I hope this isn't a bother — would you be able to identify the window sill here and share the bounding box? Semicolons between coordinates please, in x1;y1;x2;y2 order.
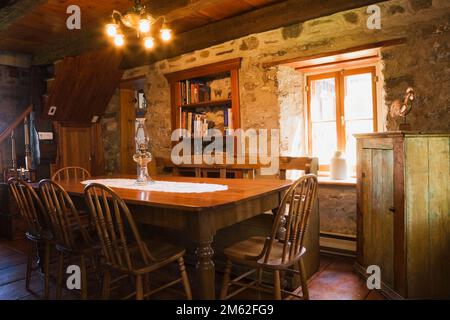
317;174;356;187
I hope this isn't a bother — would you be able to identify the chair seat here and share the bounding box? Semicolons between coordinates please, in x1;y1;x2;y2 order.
224;236;306;269
144;239;185;261
108;239;186;275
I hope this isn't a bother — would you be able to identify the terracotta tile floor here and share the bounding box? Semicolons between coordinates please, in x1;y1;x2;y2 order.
0;238;385;300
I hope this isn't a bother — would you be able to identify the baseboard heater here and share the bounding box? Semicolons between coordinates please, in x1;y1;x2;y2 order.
319;232;356;257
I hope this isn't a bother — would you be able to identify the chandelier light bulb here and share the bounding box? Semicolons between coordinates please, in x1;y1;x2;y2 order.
139;19;151;33
144;36;155;49
160;28;172;42
106;5;175;49
106;23;118;37
114;34;125;47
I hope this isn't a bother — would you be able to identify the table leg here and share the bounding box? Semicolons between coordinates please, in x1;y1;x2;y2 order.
195;238;215;299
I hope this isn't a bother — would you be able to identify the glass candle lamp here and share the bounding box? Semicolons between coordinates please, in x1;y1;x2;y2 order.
133;118;153;185
133;90;153;185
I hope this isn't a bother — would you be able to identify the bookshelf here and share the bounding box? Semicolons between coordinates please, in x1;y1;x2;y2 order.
165;58;241;142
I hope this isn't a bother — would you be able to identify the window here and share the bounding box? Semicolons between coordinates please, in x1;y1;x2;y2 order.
307;67;377;171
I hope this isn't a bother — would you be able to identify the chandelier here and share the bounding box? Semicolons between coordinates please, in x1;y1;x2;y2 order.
105;0;173;49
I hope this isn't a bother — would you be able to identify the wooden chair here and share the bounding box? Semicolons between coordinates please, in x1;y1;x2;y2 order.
220;174;318;300
38;179;96;299
8;178;51;299
279;156;318;179
83;183;192;300
52;166;91;182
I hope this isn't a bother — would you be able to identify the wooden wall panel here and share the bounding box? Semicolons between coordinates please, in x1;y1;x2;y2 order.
54;122;104;176
59;126;92;169
120;89;137;175
44;48;124;123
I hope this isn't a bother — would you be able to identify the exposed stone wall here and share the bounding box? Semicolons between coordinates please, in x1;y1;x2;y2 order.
101;89;120;175
382;2;450;130
318;185;357;236
277;66;305;156
122;0;450;160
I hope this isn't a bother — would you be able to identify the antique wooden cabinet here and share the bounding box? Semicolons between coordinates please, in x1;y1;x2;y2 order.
355;132;449;299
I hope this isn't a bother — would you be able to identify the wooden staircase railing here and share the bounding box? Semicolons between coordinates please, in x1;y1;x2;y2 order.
0;105;32;145
0;105;33;180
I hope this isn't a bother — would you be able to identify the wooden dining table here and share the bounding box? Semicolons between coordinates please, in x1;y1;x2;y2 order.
52;175;292;299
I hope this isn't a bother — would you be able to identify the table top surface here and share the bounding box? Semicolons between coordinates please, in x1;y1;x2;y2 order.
52;175;292;212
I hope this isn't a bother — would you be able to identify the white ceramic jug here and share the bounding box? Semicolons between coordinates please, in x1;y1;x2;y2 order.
330;150;348;180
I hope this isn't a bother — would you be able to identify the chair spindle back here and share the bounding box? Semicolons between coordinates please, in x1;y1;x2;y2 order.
38;179;91;251
8;178;46;237
52;167;91;182
83;183;153;271
264;174;318;265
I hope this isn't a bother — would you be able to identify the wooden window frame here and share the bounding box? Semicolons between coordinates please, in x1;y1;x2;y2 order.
307;66;378;171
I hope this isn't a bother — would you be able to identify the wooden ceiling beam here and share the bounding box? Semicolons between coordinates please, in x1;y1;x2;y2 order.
122;0;388;68
164;0;235;23
0;0;48;32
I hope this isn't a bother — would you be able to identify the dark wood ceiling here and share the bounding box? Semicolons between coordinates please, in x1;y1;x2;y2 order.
0;0;387;66
0;0;281;56
0;0;130;54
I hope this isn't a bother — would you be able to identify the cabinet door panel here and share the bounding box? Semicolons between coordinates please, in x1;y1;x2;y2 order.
406;137;450;298
362;147;394;287
427;138;450;298
360;148;372;265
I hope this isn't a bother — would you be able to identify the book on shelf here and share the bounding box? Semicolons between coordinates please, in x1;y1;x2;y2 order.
194;114;209;138
179;79;212;105
228;108;233;129
186;80;191;105
187;112;192;135
180;111;210;138
224;108;233;130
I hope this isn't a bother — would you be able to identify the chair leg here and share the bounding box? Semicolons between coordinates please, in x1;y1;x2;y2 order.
25;241;33;292
56;253;64;300
43;241;50;299
135;275;143;300
220;260;232;300
299;259;309;300
273;270;282;300
102;269;111;300
144;274;151;300
178;257;192;300
257;268;263;300
80;255;88;300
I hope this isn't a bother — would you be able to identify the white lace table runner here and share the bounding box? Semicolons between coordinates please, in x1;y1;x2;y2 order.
81;178;228;193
